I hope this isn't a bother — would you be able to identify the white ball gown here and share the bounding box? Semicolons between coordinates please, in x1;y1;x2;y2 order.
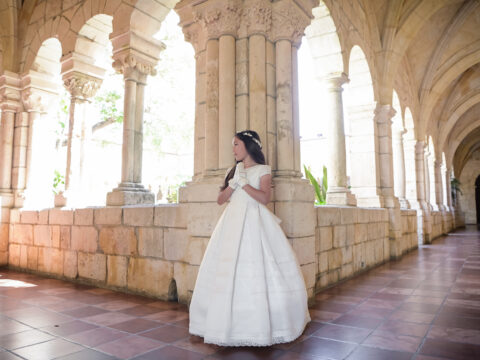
188;163;311;346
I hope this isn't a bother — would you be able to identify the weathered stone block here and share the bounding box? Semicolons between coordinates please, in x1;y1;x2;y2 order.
78;252;106;282
357;209;370;223
319;251;328;273
63;250;77;279
276;202;316;238
107;255;128;288
94;207;122;225
317;206;341;227
328;248;342;270
0;251;8;266
333;225;346;248
71;226;98;253
127;257;173;298
12;224;33;245
60;226;71;249
0;224;8;251
123;206;154;227
20;211;38;224
292;236;315;265
328;269;339;285
38;247;63;275
353;243;366;271
33;225;52;247
20;245;28;268
340;207;357;224
340;263;353;279
300;262;315;290
8;244;20;266
99;227;136;256
354;223;367;244
185;236;209;265
27;246;38;270
174;262;190;303
365;241;375;266
346;224;355;245
74;208;94;225
0;208;10;223
342;245;353;264
38;210;49;224
154;204;188;228
318;227;333;251
49;209;74;225
187;202;225;237
9;209;20;224
138;227;163;258
164;228;189;261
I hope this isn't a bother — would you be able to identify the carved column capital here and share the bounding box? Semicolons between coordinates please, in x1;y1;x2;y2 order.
63;73;102;100
194;0;243;39
113;53;158;82
21;88;48;113
270;0;312;45
322;72;349;91
0;72;22;112
374;103;396;124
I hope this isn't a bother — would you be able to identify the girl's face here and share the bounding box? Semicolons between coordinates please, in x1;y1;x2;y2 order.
232;136;248;161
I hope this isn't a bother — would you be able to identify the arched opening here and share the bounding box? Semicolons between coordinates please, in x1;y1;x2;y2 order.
300;0;344;203
23;38;63;209
391;90;408;208
404;107;418;207
344;45;380;207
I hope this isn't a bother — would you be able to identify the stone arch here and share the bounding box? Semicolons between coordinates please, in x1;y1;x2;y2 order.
305;1;345;78
438;89;480;155
23;37;63;209
20;0;178;75
344;45;380;207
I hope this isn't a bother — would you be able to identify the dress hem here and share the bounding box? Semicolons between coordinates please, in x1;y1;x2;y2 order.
189;316;311;347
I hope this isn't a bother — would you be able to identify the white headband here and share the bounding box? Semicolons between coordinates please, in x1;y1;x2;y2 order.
242;131;262;149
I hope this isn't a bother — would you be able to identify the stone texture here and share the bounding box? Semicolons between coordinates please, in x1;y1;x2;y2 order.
138;227;163;258
107;255;128;288
94;207;122;225
71;226;98;253
123;206;154;226
154;204;188;228
99;226;136;256
78;252;106;282
127;257;173;298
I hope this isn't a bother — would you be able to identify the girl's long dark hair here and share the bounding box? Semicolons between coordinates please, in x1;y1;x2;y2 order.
220;130;266;191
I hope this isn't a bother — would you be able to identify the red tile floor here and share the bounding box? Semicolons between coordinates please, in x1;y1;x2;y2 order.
1;226;479;359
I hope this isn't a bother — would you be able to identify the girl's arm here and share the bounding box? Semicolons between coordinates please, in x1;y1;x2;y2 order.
217;185;235;205
241;174;271;205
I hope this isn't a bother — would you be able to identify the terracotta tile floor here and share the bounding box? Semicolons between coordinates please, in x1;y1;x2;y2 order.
1;225;479;359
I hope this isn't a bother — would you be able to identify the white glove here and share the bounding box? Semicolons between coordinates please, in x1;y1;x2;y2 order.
228;177;238;190
236;162;248;188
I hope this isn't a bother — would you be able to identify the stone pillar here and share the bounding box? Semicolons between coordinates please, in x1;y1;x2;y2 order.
0;107;16;207
415;141;431;244
392;127;409;208
0;72;22;208
106;47;163;205
176;0;317;305
323;73;356;206
434;160;445;211
55;73;101;208
11;112;29;208
445;166;452;210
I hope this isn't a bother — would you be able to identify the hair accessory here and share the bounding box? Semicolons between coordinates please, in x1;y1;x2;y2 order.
242;131;262;149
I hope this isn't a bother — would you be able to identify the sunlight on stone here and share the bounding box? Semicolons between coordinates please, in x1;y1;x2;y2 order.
0;279;37;288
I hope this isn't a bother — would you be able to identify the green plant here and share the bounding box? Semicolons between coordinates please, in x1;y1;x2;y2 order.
52;170;65;195
304;165;328;205
166;180;187;203
451;177;462;202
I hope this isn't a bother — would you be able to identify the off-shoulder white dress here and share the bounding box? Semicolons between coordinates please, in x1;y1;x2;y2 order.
188;164;311;346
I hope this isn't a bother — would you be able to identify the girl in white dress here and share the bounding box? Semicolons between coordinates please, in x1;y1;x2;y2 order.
188;130;311;346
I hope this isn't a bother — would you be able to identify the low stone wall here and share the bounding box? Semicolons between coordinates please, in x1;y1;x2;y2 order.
431;210;445;240
315;206;390;290
401;209;418;253
7;205;198;303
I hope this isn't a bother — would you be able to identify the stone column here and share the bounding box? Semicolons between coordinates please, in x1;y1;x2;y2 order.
434;160;445;211
415;141;431;244
176;0;317;305
55;73;101;207
0;106;16;207
106;51;162;206
11;112;29;208
392;127;409;208
323;73;356;206
445;166;452;210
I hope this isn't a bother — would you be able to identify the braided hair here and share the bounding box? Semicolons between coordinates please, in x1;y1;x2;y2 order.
220;130;266;191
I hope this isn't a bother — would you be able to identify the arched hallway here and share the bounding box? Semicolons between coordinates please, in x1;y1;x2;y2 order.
1;226;479;359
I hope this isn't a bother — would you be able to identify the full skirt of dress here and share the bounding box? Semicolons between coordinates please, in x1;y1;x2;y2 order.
188;190;311;346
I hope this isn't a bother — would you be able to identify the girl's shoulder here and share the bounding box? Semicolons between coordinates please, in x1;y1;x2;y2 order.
256;164;271;177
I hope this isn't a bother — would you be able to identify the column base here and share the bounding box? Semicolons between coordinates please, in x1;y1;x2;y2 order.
326;188;357;206
106;182;155;206
0;190;14;207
